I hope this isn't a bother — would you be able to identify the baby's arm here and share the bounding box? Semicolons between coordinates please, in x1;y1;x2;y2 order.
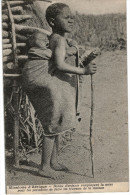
51;35;96;75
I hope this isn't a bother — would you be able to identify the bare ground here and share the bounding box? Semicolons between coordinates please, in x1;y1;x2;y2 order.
6;50;129;185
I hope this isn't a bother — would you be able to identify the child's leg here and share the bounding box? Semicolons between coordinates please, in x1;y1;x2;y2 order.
50;135;59;167
39;135;64;179
41;136;55;169
50;135;68;171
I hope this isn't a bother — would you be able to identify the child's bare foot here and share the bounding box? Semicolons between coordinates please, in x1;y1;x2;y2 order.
38;166;64;180
51;161;69;172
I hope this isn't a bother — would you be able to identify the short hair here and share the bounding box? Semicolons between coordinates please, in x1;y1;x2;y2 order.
46;3;69;24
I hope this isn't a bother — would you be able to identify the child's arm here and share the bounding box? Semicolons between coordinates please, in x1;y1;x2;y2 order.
51;35;96;75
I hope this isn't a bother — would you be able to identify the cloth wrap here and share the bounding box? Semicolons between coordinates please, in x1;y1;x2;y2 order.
22;32;80;136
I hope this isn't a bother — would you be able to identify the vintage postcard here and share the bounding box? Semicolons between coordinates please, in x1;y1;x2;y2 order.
2;0;129;194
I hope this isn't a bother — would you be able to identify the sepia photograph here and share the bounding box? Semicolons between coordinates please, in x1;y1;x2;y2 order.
1;0;129;193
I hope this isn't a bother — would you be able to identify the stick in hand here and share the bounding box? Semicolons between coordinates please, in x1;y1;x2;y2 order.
80;47;101;177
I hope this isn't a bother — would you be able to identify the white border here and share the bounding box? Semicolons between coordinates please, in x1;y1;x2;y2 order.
0;0;130;195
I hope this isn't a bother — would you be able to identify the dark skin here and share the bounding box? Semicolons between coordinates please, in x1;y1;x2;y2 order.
39;6;97;180
49;7;97;75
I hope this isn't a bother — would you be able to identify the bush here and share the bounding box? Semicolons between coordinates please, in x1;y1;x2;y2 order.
71;12;126;50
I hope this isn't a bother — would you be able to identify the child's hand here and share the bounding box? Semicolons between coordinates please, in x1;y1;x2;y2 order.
83;60;97;75
80;47;101;67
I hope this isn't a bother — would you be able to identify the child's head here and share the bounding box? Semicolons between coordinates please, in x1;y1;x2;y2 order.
46;3;73;34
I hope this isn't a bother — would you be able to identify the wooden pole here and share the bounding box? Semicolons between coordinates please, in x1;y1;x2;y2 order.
12;79;20;167
3;1;30;7
16;33;28;41
2;22;8;30
3;49;12;56
3;44;12;49
18;55;28;61
3;39;10;44
2;15;9;22
7;2;18;68
15;24;51;35
90;74;94;178
13;15;32;22
7;1;20;167
2;6;23;14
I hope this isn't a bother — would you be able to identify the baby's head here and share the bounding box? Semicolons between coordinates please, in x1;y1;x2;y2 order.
46;3;73;34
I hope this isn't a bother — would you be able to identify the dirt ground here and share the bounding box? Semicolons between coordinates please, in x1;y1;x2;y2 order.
6;50;129;186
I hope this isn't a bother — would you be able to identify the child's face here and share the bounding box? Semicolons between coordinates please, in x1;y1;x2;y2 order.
54;7;74;33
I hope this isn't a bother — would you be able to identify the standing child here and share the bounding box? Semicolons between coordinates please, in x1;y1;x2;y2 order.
22;3;97;179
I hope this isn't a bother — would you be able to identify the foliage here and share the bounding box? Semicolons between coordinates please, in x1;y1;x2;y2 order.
71;12;126;50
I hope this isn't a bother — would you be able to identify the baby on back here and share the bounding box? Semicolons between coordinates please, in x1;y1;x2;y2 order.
27;31;52;59
28;31;49;48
